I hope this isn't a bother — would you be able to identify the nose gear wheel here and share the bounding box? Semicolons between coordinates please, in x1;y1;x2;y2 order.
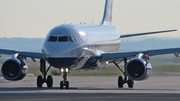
60;68;69;89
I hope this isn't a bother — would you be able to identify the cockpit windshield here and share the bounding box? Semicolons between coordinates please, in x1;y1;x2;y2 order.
49;36;57;42
58;36;68;42
48;36;77;42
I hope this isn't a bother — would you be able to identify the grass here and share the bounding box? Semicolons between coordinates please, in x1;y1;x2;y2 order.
26;65;180;76
27;65;123;76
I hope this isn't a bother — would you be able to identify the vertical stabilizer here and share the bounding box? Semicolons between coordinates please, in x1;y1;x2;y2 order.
101;0;113;25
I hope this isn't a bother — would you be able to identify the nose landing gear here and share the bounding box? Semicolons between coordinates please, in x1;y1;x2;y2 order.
60;68;69;89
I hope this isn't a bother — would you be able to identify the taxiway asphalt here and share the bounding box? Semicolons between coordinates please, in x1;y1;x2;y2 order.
0;76;180;101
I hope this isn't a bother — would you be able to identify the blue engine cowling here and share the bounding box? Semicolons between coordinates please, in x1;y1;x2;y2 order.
1;58;28;81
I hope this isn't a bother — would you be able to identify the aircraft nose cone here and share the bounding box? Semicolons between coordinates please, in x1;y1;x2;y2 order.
42;42;85;68
42;43;83;58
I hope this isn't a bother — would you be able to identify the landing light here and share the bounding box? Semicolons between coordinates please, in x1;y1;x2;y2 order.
60;68;69;72
60;68;64;72
106;61;109;64
66;68;69;72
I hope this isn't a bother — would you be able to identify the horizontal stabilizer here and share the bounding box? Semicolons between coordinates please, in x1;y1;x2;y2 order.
120;29;177;38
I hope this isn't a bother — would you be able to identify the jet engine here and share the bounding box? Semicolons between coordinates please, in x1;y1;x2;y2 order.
125;53;152;81
1;58;28;81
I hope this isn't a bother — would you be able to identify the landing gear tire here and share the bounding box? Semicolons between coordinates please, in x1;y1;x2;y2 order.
60;81;63;89
113;58;135;88
46;75;53;88
118;76;124;88
59;68;69;89
60;81;69;89
37;59;53;88
65;81;69;89
37;75;43;88
127;79;134;88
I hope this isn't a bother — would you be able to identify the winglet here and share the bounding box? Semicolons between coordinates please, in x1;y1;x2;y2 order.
101;0;113;25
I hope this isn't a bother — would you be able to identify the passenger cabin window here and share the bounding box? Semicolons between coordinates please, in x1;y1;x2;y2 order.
58;36;68;42
49;36;57;42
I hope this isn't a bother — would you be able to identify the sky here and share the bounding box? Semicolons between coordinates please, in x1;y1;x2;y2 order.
0;0;180;38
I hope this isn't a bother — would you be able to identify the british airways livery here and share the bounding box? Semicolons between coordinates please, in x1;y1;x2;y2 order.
0;0;179;89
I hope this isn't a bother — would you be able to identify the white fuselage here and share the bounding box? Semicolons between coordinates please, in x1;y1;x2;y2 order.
42;24;121;70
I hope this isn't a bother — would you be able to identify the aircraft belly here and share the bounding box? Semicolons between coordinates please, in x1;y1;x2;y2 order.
46;57;89;69
46;47;93;69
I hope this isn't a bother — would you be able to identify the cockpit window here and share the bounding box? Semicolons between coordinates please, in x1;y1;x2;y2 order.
58;36;68;42
69;36;77;42
49;36;78;42
49;36;57;42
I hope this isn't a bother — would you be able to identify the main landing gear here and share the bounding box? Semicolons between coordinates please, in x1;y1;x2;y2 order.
37;59;53;88
113;58;134;88
60;68;69;89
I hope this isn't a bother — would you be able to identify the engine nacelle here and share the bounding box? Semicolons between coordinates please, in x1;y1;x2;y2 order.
125;53;152;81
1;58;28;81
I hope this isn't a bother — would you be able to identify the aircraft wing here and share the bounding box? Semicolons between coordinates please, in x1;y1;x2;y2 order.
120;29;177;38
101;47;180;62
0;49;44;59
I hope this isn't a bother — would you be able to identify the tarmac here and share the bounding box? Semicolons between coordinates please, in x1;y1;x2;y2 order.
0;76;180;101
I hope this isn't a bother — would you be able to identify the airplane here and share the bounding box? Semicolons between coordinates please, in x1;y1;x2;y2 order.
0;0;180;89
